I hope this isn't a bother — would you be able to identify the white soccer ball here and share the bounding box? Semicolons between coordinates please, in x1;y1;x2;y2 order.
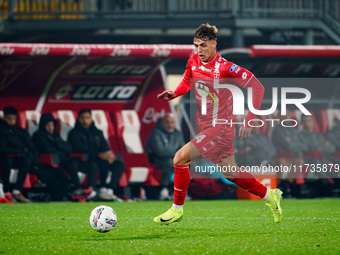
89;205;117;233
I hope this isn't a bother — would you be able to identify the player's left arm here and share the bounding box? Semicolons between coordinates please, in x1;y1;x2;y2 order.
230;66;264;140
157;54;193;100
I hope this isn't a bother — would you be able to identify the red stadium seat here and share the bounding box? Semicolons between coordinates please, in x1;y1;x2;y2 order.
16;110;41;135
275;151;294;158
91;110;120;153
319;109;340;164
318;109;340;134
25;111;41;136
113;110;159;186
54;110;77;141
290;110;320;133
89;110;131;188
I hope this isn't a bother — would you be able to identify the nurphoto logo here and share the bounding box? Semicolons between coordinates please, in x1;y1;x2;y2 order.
196;79;312;128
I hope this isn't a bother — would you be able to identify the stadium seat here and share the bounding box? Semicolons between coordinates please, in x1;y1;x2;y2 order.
319;109;340;162
54;110;77;141
16;110;41;135
113;110;159;186
91;110;120;153
318;109;340;134
8;169;32;189
290;110;320;132
89;110;130;188
115;110;144;153
39;153;60;168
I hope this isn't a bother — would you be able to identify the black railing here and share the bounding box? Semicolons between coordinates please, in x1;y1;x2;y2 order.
0;0;335;19
0;0;339;39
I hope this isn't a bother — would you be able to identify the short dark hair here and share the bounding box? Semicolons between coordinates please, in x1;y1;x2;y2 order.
3;106;18;116
194;23;218;41
78;108;91;117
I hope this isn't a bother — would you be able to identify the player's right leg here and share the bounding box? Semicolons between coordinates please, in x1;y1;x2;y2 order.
219;156;283;223
153;142;202;225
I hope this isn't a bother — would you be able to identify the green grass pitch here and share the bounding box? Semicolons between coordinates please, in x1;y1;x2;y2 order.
0;199;339;255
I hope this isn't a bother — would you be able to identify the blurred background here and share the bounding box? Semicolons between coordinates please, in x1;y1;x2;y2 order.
0;0;339;202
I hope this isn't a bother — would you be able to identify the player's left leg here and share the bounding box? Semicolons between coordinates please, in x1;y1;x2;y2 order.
153;142;202;225
218;155;283;223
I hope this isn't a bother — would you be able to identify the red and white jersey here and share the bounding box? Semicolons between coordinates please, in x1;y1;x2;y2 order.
174;51;264;129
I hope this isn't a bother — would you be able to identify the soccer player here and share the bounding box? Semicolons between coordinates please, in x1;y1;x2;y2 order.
154;23;283;225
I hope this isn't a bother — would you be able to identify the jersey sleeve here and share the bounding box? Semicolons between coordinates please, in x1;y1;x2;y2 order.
243;76;265;127
173;54;194;98
224;62;265;128
224;62;254;88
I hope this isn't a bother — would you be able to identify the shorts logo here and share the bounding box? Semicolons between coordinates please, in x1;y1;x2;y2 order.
229;64;238;72
192;66;196;70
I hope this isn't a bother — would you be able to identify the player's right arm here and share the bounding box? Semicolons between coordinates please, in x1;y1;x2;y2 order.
157;54;193;100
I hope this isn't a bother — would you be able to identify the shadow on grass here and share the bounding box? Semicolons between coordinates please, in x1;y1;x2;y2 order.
84;234;165;241
83;228;284;242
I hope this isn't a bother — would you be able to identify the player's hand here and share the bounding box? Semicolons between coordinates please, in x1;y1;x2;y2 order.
157;91;177;100
239;127;252;141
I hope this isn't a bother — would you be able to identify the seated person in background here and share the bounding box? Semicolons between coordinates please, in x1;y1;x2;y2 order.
145;113;185;200
301;115;338;196
32;113;88;198
326;120;340;195
0;106;32;203
68;108;125;201
326;120;340;165
0;107;73;202
301;115;336;164
235;120;276;168
272;111;307;196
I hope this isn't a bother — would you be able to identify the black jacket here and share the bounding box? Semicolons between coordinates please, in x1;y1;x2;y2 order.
67;120;110;160
32;113;72;159
0;118;38;160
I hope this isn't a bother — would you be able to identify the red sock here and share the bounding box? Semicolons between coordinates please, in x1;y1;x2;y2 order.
230;169;267;198
173;164;190;205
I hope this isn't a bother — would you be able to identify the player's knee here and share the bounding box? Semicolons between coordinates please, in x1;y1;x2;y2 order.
173;151;188;166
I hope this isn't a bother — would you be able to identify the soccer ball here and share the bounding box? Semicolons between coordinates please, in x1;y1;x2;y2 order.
89;205;117;233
